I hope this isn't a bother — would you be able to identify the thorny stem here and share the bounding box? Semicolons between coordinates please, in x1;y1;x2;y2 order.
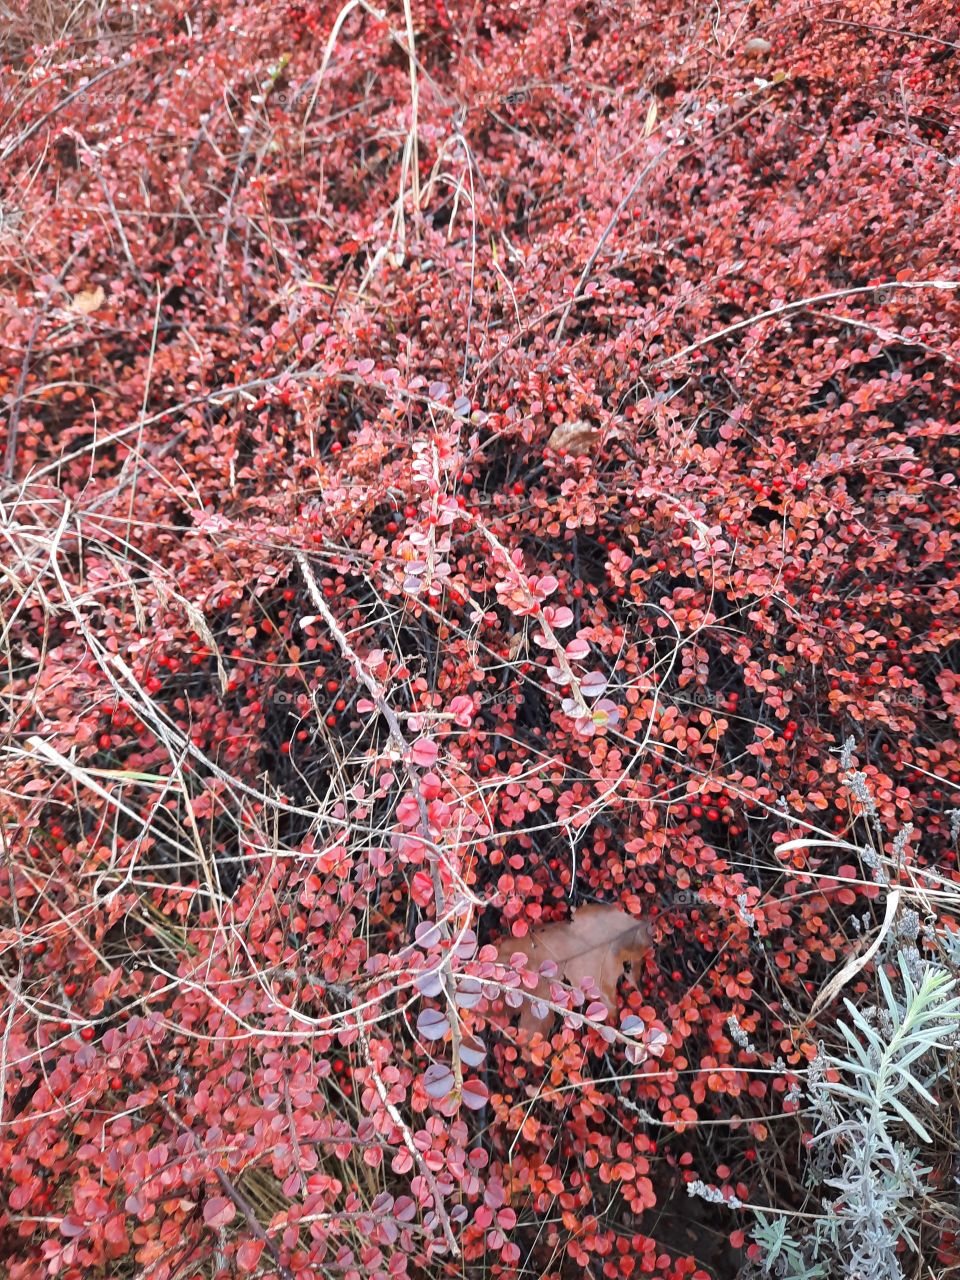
464;518;594;720
648;280;960;371
354;1014;461;1257
485;972;648;1054
297;553;465;1096
554;149;668;344
160;1097;295;1280
3;248;83;480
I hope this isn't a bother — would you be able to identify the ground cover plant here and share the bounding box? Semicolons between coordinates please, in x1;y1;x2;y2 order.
2;0;960;1277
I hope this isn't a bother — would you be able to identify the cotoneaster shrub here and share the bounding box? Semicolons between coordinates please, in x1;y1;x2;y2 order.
1;1;960;1278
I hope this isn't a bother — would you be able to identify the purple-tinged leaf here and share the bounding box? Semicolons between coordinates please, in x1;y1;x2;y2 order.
423;1063;455;1099
459;1033;487;1068
415;921;442;949
580;670;609;697
394;1196;417;1223
417;1007;449;1041
454;929;478;960
454;977;482;1009
461;1078;489;1110
415;969;444;997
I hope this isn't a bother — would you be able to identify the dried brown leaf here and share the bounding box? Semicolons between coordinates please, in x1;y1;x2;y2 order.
547;420;599;458
495;904;653;1034
70;285;105;314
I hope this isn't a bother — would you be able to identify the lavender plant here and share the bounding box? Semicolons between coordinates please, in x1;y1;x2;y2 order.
749;953;960;1280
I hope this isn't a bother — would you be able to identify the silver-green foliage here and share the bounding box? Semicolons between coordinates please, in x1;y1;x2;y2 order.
751;954;960;1280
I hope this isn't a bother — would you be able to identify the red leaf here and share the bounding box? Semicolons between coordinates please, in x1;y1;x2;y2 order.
410;737;438;767
236;1239;265;1272
203;1197;237;1230
396;794;421;828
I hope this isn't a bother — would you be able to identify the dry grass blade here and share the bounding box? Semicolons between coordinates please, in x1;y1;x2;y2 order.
806;888;902;1024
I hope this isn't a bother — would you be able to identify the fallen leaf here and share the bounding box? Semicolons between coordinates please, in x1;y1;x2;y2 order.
547;420;600;458
70;285;105;314
643;98;658;137
494;903;654;1035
